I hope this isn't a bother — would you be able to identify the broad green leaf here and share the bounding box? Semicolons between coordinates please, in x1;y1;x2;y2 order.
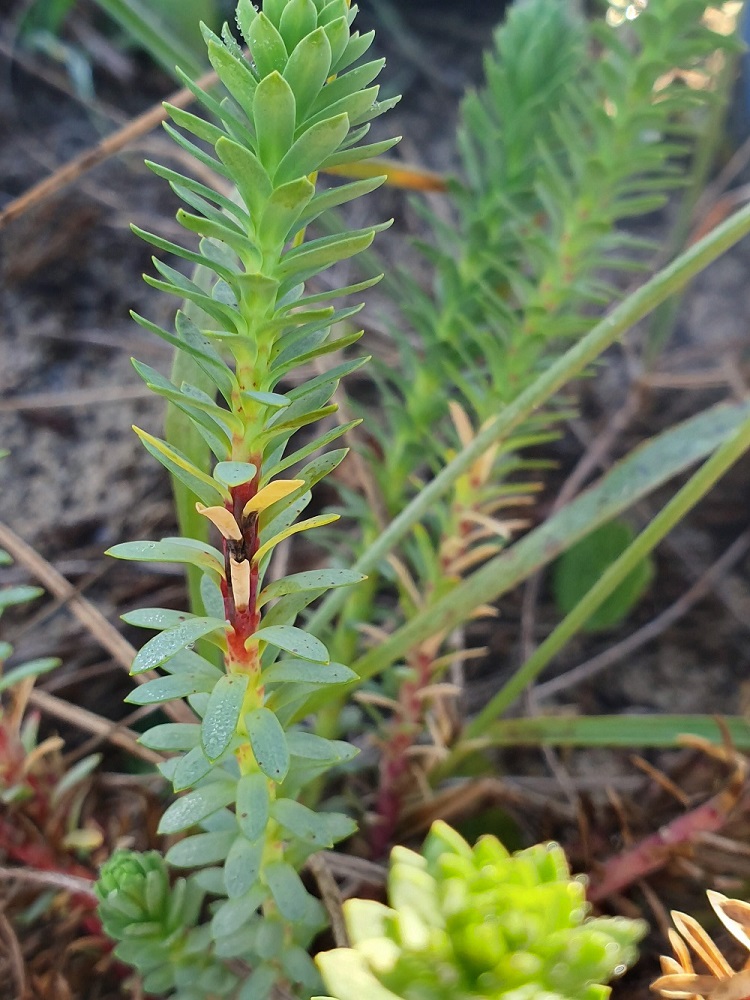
126;671;218;706
238;966;280;1000
213;461;258;488
262;659;356;686
216;137;272;220
236;771;270;842
253;625;329;663
276;225;384;283
211;884;266;940
246;707;290;780
224;834;263;898
202;674;250;761
258;177;315;250
321;14;349;70
298;176;384;230
138;723;201;752
272;798;335;847
0;585;43;610
278;0;316;52
282;27;332;120
157;778;237;834
131;616;228;674
332;27;375;75
254;72;296;176
259;569;365;606
173;744;214;790
553;520;654;631
0;657;60;693
275;113;350;187
134;427;229;506
206;37;257;119
264;861;309;922
166;829;236;868
122;607;198;631
107;539;224;580
246;11;287;77
307;58;384;118
286;730;358;767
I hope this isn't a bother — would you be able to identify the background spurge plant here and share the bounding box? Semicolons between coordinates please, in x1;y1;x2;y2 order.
95;0;400;995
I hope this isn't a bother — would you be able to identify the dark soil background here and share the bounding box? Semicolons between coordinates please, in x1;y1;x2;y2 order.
3;1;750;997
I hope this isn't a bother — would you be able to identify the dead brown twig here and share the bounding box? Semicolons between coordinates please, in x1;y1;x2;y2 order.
0;521;194;724
0;67;219;231
588;733;748;903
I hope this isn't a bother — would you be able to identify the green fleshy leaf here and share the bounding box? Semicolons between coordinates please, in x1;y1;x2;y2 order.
173;745;214;791
158;779;237;834
107;539;224;580
236;772;270;842
253;624;329;663
122;607;199;631
211;885;266;940
237;964;279;1000
126;671;219;706
253;513;339;566
224;834;263;898
134;427;229;507
246;11;287;77
278;0;317;52
272;798;336;847
215;136;272;220
131;616;228;674
264;861;309;922
246;707;290;781
275;113;350;186
286;730;358;767
0;657;60;694
262;659;356;686
254;71;296;176
138;724;201;752
258;177;315;250
276;225;384;284
213;461;258;488
259;568;365;606
0;585;43;610
282;27;332;120
206;37;258;120
166;829;236;868
202;674;250;762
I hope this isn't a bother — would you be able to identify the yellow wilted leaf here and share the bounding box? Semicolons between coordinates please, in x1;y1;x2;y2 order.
196;503;242;541
243;479;304;517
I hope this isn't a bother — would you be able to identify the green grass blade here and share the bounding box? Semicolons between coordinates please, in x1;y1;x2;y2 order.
466;407;750;736
307;199;750;640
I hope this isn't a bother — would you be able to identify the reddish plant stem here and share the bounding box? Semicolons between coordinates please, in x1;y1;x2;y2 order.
223;468;262;668
371;648;435;858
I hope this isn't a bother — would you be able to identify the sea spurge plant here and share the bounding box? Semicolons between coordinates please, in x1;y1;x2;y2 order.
98;0;398;994
317;821;646;1000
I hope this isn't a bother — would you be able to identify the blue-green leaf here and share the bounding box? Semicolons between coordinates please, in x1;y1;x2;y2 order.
262;659;356;686
259;568;364;606
224;834;263;898
236;772;270;842
0;657;60;693
213;461;258;488
264;861;309;922
138;723;201;752
122;607;198;630
131;616;228;674
272;798;335;847
134;427;229;506
211;885;265;940
158;778;237;834
246;707;290;781
206;37;258;120
173;745;215;790
202;674;250;761
125;671;218;706
166;829;236;868
107;539;224;580
253;625;329;663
